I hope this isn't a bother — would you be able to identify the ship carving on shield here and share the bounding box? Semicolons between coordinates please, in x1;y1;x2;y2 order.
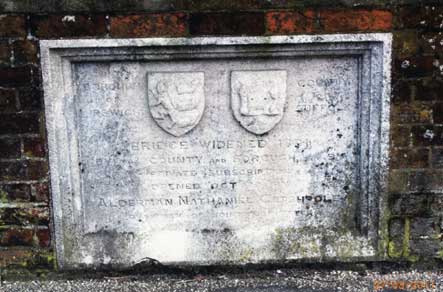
231;70;287;134
148;72;205;136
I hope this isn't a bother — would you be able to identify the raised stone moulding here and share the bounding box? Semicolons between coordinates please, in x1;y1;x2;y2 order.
148;72;205;136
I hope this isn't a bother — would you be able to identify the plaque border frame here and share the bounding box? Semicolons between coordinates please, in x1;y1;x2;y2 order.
40;34;392;269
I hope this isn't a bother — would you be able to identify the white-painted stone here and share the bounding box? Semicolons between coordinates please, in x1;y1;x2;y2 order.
40;34;392;269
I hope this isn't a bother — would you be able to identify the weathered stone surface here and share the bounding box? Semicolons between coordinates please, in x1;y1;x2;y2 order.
40;34;392;269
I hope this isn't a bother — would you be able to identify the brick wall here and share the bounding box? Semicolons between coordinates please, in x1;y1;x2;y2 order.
0;0;442;273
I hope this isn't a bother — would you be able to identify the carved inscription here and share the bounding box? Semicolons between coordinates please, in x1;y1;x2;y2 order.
69;53;367;264
73;59;360;233
148;72;205;136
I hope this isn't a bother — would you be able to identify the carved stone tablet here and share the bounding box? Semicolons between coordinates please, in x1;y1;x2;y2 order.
40;34;392;269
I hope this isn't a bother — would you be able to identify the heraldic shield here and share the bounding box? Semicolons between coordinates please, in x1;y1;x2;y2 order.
148;72;205;137
231;70;287;135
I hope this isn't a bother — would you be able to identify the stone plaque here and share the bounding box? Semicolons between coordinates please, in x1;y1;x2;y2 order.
41;34;392;269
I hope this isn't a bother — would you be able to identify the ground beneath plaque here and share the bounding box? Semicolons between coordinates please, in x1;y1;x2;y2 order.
1;269;442;292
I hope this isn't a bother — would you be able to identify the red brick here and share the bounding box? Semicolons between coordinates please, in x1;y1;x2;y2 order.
410;217;440;235
17;87;42;111
420;33;443;54
408;170;443;192
396;6;443;31
0;248;33;268
433;103;443;124
0;184;31;202
390;193;430;216
428;7;443;30
0;138;21;158
388;218;405;244
31;15;106;38
189;0;263;10
0;160;48;181
13;40;39;65
389;170;408;193
391;103;432;124
266;10;315;34
0;15;26;38
391;126;410;147
23;136;46;158
319;9;392;32
392;80;413;104
111;13;187;37
395;56;436;78
415;79;443;101
0;41;11;65
36;229;50;248
189;12;264;36
407;171;432;192
390;148;429;169
412;125;443;147
393;31;418;58
0;88;17;113
395;7;424;29
0;207;49;225
432;148;443;168
0;228;34;246
0;113;41;135
32;183;49;202
410;217;440;239
0;66;34;87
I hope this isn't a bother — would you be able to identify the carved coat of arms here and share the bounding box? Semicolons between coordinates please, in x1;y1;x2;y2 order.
231;70;287;134
148;72;205;136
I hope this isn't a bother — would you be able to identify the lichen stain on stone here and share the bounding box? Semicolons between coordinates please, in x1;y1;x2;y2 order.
0;190;8;203
271;226;374;260
238;248;255;263
78;229;136;267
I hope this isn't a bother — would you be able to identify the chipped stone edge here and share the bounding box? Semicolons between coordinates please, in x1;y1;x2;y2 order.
39;34;392;49
40;33;392;269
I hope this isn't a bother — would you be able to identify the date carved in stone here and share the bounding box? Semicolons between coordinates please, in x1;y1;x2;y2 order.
231;70;287;134
148;72;205;136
